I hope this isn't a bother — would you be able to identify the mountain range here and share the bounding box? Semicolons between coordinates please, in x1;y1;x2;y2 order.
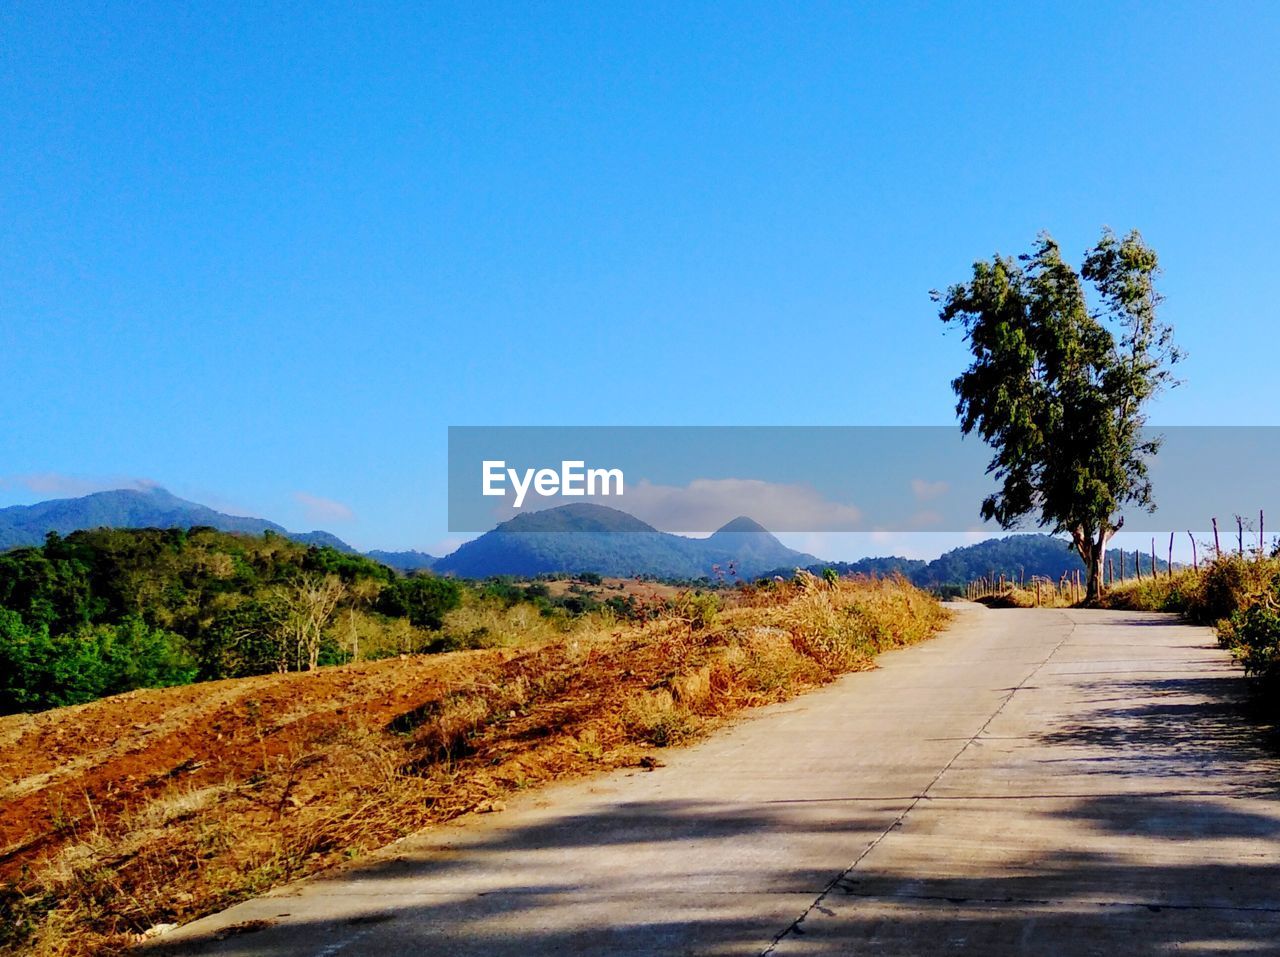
0;488;817;578
772;534;1173;588
0;488;359;552
0;487;1166;586
433;505;818;579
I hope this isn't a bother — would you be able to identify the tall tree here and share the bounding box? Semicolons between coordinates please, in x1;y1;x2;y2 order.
935;229;1181;601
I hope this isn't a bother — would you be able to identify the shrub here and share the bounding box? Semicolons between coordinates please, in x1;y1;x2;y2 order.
376;575;462;629
1103;570;1198;615
1221;600;1280;685
0;610;196;714
1190;555;1274;625
671;591;720;631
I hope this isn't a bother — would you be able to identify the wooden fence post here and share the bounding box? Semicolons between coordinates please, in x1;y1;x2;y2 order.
1168;531;1174;579
1188;531;1197;572
1213;517;1221;558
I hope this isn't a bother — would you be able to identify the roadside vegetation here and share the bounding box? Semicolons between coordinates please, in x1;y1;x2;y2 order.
1102;554;1280;703
0;571;944;956
0;528;709;716
972;582;1078;609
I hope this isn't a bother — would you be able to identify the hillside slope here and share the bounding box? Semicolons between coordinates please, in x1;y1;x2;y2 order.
0;488;354;552
777;533;1175;586
433;504;818;579
366;549;438;571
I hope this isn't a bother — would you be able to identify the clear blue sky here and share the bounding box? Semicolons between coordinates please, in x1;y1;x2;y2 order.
3;2;1277;554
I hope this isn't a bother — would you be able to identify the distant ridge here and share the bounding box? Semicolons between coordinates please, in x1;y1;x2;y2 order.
433;503;819;579
0;489;1174;587
771;533;1176;588
366;549;438;572
0;487;356;553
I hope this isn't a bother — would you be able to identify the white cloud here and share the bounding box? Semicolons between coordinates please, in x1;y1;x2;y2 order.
293;491;355;523
423;535;471;556
910;478;949;502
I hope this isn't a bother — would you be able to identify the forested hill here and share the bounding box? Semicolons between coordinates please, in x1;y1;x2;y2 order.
0;487;357;552
432;503;819;579
775;533;1173;587
367;549;439;571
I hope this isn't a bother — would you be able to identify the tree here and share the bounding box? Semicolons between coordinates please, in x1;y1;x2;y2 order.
934;228;1181;602
376;575;461;630
270;573;347;671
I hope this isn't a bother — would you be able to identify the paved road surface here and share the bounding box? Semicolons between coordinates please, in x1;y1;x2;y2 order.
152;606;1280;956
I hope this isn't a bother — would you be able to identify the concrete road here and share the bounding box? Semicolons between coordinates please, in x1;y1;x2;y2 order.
151;607;1280;956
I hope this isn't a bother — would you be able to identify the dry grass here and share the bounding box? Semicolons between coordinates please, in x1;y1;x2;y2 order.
0;575;945;957
1097;568;1204;615
974;583;1076;608
1099;557;1280;623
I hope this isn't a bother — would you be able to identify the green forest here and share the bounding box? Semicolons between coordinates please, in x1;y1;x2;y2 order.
0;527;635;716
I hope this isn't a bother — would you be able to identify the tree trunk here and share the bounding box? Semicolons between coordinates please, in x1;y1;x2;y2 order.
1072;524;1113;604
1084;547;1104;602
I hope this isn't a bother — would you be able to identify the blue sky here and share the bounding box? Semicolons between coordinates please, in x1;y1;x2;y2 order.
3;2;1278;556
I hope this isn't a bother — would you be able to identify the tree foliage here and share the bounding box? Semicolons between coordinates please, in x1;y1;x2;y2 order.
376;575;462;629
935;229;1181;599
0;527;634;714
0;609;195;713
0;528;450;713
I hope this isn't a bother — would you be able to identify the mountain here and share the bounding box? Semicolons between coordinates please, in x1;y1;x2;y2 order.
433;504;818;579
366;549;438;572
774;533;1175;588
0;488;355;553
701;516;820;576
0;490;1176;587
782;555;929;580
283;530;357;553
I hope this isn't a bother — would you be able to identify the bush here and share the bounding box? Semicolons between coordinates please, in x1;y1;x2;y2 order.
1190;555;1273;625
1221;600;1280;685
376;575;462;629
0;609;196;714
1103;571;1197;615
672;591;720;631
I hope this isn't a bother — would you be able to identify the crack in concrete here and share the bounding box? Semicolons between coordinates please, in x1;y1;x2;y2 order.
760;612;1079;956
